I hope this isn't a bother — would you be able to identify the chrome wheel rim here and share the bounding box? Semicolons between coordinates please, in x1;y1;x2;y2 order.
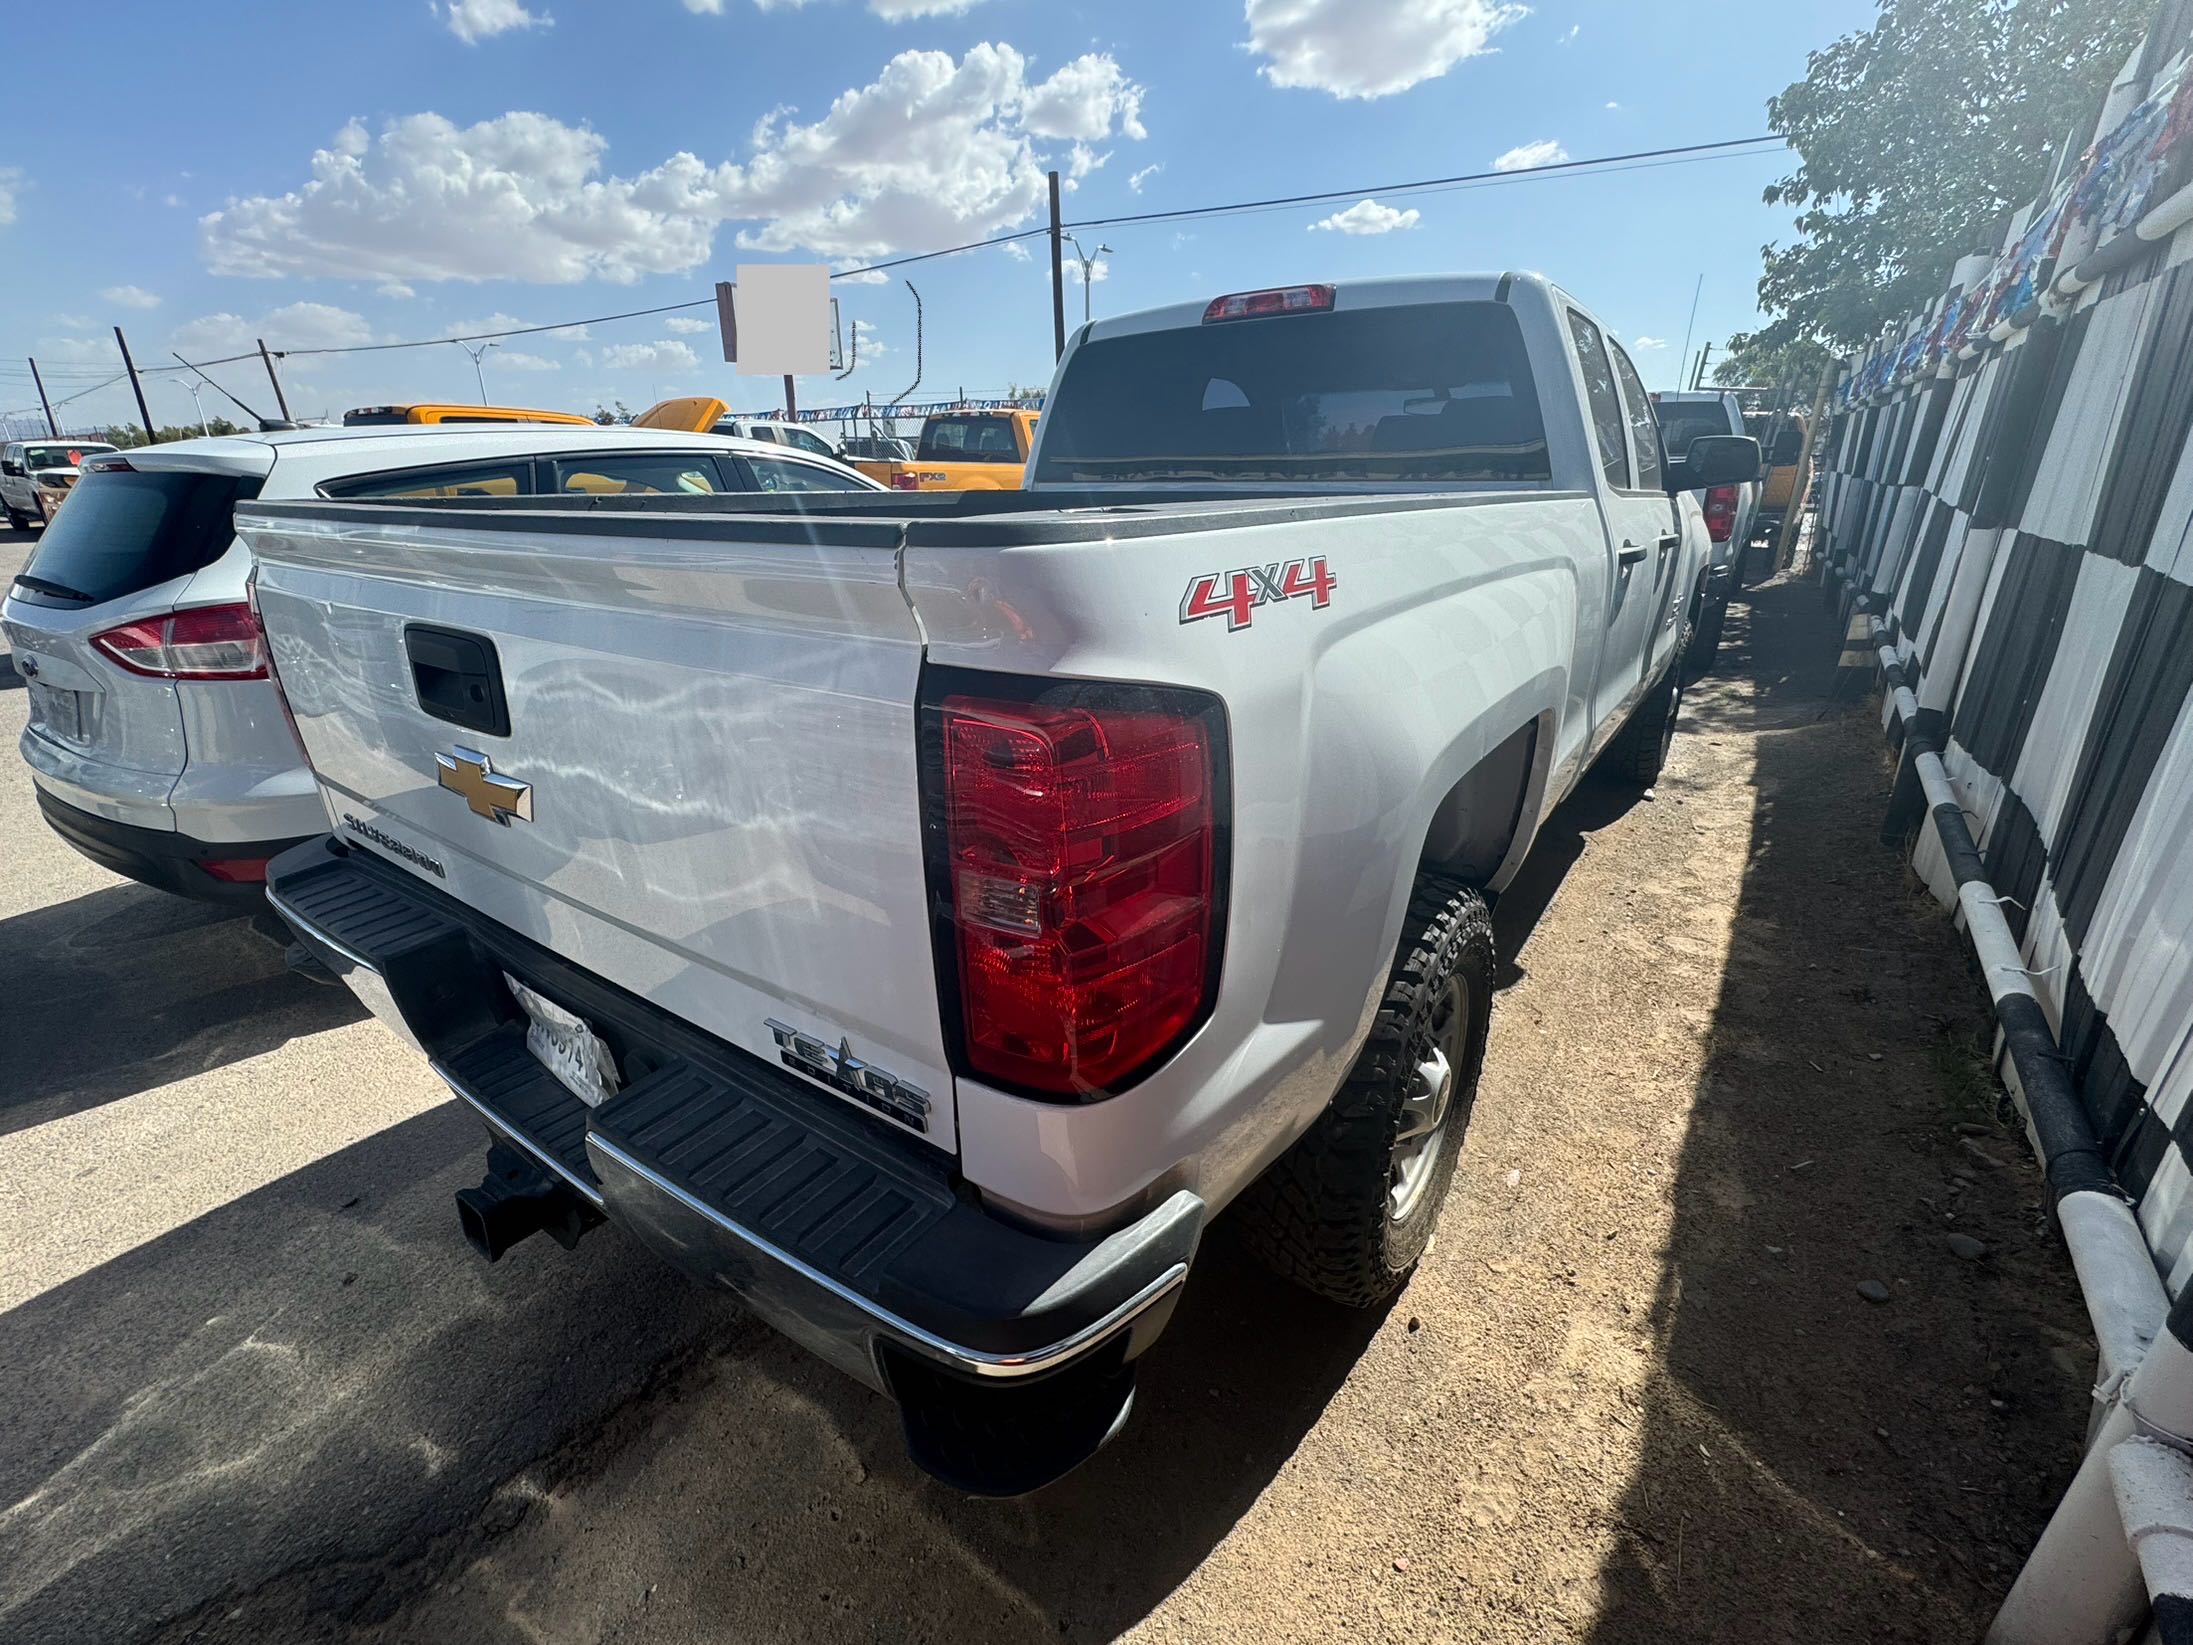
1390;976;1467;1224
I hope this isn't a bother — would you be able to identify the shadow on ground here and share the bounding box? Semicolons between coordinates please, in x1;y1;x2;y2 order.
1581;581;2095;1641
0;882;365;1140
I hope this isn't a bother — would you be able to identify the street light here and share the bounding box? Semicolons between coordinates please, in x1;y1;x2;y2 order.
174;377;211;436
452;338;499;404
1066;236;1112;326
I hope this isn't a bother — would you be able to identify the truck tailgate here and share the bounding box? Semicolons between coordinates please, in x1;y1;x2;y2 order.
238;504;958;1152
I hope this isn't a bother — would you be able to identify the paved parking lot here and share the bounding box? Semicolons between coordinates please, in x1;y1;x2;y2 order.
1;521;2097;1643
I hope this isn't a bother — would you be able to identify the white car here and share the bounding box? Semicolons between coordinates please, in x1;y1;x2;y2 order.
3;424;880;904
708;416;844;461
244;274;1754;1491
1;438;121;530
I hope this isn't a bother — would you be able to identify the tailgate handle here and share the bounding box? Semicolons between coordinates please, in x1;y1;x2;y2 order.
405;625;510;738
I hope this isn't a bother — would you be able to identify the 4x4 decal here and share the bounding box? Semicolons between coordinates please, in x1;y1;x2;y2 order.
1179;556;1337;631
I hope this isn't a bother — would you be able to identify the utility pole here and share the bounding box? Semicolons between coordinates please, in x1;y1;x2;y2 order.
1048;170;1067;361
256;339;293;422
1693;341;1716;390
783;374;797;418
114;326;156;444
27;358;57;436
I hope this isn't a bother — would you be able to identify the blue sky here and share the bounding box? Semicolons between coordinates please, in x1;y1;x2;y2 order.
0;0;1873;435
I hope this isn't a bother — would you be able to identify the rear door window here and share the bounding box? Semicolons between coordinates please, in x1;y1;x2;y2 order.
1033;302;1549;485
1566;311;1631;490
1610;346;1663;492
12;467;262;607
552;454;730;495
324;461;533;499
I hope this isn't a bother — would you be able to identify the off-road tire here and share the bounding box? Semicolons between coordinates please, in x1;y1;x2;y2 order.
1601;661;1682;787
2;503;25;530
1234;873;1495;1307
1682;589;1727;681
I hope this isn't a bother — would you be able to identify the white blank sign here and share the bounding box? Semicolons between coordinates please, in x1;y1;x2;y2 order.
734;264;830;376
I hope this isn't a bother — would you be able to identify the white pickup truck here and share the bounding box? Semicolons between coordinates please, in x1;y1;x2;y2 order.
240;275;1756;1493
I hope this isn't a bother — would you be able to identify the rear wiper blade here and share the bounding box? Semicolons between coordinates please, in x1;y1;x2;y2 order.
10;574;97;602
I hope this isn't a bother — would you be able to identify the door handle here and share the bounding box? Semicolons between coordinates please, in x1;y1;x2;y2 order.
1657;531;1682;551
1617;540;1649;566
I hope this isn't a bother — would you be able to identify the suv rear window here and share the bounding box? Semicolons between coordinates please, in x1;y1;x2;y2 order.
1652;399;1738;465
1032;302;1549;485
14;468;262;607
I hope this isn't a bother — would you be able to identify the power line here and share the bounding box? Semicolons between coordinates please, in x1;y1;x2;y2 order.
2;133;1784;415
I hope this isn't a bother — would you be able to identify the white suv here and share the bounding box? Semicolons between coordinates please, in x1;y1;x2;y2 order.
2;437;121;529
3;424;879;903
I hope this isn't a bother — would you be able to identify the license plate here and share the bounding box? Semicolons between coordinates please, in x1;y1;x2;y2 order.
505;973;621;1108
27;679;83;742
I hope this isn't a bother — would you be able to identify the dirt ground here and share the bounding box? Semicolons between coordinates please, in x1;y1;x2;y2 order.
0;534;2097;1643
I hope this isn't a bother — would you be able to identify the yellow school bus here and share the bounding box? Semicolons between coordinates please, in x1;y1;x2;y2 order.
341;403;596;428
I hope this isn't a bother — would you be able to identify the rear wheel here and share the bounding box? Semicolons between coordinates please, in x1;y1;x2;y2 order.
1601;662;1682;788
1683;588;1727;681
1235;873;1495;1307
2;502;24;529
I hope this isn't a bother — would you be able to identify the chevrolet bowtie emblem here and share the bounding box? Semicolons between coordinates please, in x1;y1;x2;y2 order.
435;746;533;825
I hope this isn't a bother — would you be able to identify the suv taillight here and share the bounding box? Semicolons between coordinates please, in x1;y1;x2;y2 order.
924;677;1227;1097
1702;484;1739;544
92;601;269;680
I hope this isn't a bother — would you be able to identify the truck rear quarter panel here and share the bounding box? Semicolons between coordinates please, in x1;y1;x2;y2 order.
905;491;1600;1219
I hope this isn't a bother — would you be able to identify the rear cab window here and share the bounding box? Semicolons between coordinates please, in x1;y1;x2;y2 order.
919;417;1023;464
11;466;262;608
1033;301;1550;485
1653;397;1740;466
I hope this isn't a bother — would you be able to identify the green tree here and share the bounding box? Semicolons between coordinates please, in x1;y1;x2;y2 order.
1755;0;2153;351
99;417;245;448
1711;333;1834;392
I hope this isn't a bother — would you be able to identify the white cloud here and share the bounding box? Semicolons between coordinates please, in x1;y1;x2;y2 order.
1633;335;1666;350
1493;138;1568;172
102;285;161;310
1244;0;1528;100
1021;53;1146;141
162;193;185;208
440;311;589;341
1069;143;1109;179
0;167;19;226
1604;100;1620;110
869;0;987;14
441;0;550;43
725;46;1145;260
378;281;416;299
206;48;1149;282
1309;197;1420;235
1065;256;1109;285
495;350;562;370
1001;239;1031;261
832;266;889;284
663;315;712;333
681;0;725;10
599;339;698;371
169;301;372;360
1558;22;1578;42
1129;162;1162;193
848;317;886;358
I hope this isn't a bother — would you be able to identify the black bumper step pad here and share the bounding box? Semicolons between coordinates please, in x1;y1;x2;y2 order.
440;1024;600;1191
592;1057;956;1290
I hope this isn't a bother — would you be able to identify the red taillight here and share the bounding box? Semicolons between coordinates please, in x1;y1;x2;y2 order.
1702;484;1738;544
931;684;1224;1096
199;856;270;884
91;601;269;680
1202;284;1336;323
891;473;922;490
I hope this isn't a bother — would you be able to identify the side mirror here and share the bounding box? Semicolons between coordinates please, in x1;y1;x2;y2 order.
1667;433;1760;492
